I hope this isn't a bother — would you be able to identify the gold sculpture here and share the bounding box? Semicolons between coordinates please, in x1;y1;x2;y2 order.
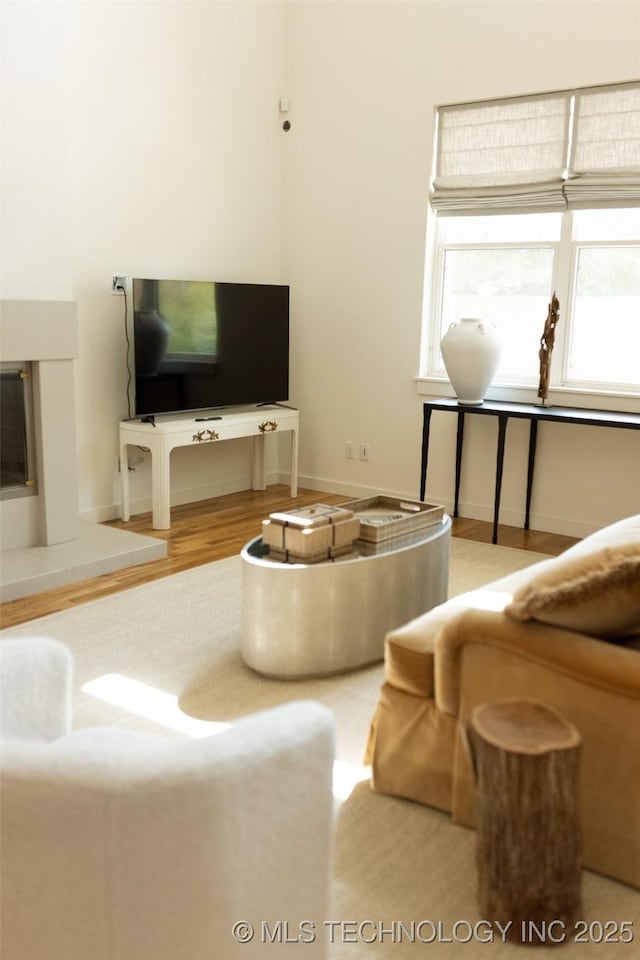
537;292;560;405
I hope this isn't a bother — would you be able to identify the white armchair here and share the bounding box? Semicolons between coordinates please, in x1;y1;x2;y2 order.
0;638;335;960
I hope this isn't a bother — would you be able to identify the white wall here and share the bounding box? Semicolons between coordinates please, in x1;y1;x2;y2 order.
2;0;639;537
283;0;640;537
2;0;287;521
1;4;72;300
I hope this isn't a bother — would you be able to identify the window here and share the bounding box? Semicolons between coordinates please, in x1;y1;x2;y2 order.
426;208;640;395
568;210;640;388
422;82;640;404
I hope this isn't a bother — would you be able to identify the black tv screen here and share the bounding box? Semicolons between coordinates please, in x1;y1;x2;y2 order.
132;278;289;417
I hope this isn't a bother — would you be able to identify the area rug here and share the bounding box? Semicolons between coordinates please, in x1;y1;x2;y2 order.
3;539;639;956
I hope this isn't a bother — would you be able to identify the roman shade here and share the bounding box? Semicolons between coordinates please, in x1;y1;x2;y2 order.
431;81;640;215
565;82;640;208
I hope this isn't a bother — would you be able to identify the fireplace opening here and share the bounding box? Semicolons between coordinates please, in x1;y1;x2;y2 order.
1;364;37;500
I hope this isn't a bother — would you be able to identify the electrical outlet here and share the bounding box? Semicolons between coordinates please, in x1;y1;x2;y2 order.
345;440;355;460
112;274;127;295
359;442;370;462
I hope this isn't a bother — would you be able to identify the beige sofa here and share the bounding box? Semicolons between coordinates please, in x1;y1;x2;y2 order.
365;514;640;889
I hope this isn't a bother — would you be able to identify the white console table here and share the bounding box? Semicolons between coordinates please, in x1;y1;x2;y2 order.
119;405;299;530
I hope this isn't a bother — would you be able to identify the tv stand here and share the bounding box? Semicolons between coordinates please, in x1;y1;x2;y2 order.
119;405;299;530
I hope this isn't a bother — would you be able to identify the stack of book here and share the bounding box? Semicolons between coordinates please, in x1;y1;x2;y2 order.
261;503;361;564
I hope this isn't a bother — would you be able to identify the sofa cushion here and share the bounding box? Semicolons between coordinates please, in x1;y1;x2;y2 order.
505;542;640;639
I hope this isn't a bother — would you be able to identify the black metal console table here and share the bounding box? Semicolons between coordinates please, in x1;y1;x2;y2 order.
420;398;640;544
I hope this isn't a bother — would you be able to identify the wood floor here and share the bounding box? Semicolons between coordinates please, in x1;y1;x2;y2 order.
0;485;579;629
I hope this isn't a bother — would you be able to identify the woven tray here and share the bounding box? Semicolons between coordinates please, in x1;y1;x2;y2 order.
344;496;444;543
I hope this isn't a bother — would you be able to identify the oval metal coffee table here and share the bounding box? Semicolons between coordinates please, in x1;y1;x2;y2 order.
240;515;451;678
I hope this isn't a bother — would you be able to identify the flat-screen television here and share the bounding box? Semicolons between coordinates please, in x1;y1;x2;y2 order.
132;278;289;417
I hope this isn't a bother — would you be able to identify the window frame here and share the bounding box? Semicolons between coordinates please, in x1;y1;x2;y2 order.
562;234;640;392
418;208;640;413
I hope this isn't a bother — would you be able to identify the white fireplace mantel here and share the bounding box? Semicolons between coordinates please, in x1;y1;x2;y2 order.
1;299;80;548
1;299;167;601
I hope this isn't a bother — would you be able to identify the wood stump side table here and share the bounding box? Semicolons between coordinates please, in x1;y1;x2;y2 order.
467;699;582;946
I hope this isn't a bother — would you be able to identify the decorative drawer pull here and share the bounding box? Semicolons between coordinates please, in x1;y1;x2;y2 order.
259;420;278;433
192;429;220;443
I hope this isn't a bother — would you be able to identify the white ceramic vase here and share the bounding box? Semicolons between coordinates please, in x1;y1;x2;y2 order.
440;317;501;405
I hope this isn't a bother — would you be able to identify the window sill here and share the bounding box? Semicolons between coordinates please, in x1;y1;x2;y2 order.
416;376;640;414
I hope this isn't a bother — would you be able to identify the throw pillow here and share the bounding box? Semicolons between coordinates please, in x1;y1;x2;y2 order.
505;543;640;639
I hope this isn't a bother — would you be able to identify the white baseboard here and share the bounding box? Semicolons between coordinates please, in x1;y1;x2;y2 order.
300;478;607;540
85;469;610;541
296;474;422;504
82;472;280;524
436;497;604;540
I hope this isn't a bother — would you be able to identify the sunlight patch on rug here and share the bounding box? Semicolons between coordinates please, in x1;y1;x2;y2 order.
82;674;231;738
333;761;371;801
